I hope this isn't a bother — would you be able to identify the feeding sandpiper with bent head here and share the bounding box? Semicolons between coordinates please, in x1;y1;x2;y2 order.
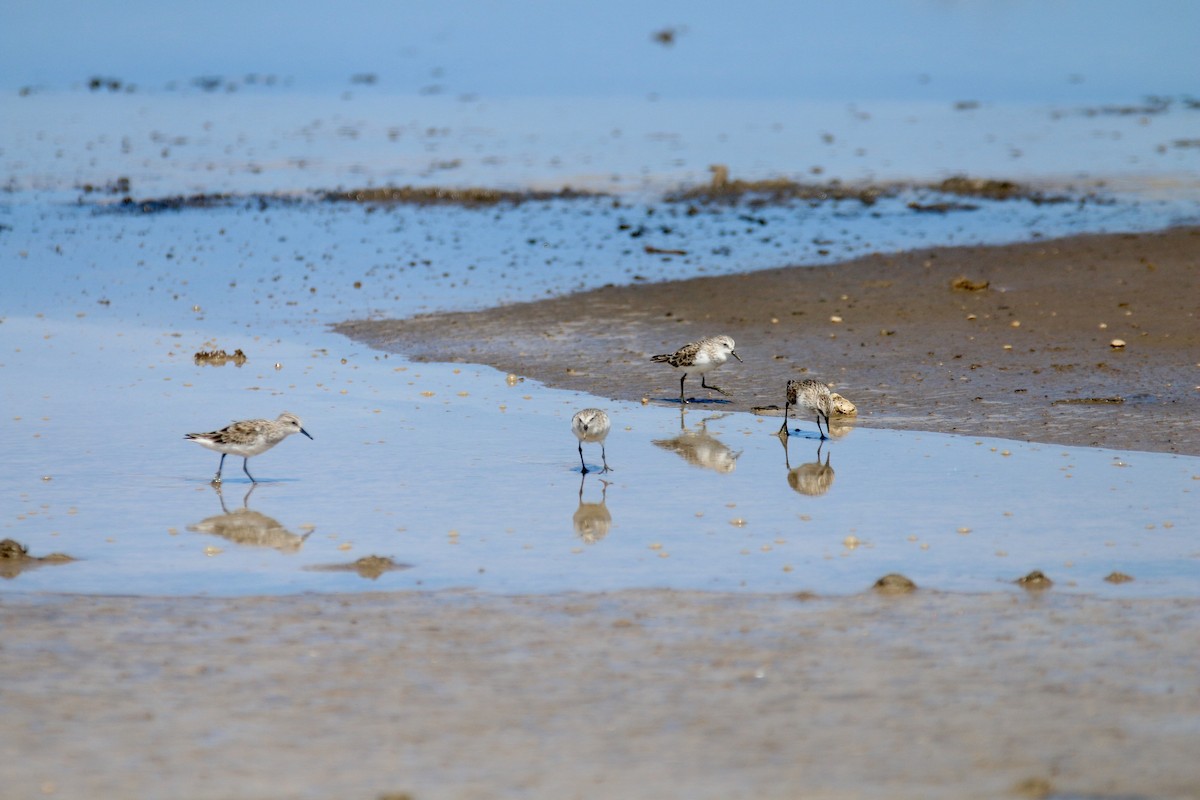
650;334;742;404
780;379;834;439
186;412;313;484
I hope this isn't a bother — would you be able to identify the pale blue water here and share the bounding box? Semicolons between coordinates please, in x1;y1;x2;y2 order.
4;0;1198;101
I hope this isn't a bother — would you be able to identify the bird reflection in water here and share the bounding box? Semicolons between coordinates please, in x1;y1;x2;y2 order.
573;474;613;544
782;437;836;497
653;410;742;473
187;483;312;553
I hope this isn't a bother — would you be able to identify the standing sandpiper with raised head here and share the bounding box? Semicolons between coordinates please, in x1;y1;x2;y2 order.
186;412;313;484
650;334;742;404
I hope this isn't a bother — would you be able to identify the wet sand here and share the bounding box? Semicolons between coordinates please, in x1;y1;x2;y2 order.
4;589;1199;799
337;226;1200;455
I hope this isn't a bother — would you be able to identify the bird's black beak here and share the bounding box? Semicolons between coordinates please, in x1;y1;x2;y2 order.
301;428;314;440
731;351;743;362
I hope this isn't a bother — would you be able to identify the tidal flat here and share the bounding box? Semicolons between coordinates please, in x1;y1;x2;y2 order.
3;2;1200;793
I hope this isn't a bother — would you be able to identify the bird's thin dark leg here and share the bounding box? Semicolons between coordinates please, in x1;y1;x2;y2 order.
701;376;731;396
679;374;688;405
600;443;611;474
816;414;828;440
243;458;258;483
213;453;226;484
778;401;791;435
578;442;589;475
215;484;231;514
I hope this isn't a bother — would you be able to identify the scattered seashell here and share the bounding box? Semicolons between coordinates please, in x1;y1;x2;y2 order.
1110;338;1126;349
951;276;989;291
830;392;857;415
1016;569;1053;589
872;573;917;593
194;348;247;367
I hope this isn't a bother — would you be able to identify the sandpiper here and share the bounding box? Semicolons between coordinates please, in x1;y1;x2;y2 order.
186;412;312;484
780;379;834;439
650;335;742;404
571;408;612;474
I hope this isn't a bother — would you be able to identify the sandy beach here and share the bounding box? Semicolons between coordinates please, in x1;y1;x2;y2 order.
337;226;1200;456
5;589;1200;800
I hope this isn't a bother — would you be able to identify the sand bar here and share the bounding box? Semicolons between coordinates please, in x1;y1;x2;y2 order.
337;227;1200;455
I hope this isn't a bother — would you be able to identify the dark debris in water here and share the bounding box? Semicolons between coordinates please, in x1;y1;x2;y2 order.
1015;570;1053;589
194;349;248;367
666;166;1082;208
103;193;307;214
668;168;893;207
117;193;240;213
101;186;606;213
908;200;980;213
320;185;605;207
872;573;917;594
932;176;1070;204
650;26;684;47
306;555;413;580
91;171;1108;216
1052;396;1125;405
0;538;75;579
1076;94;1182;117
79;177;131;195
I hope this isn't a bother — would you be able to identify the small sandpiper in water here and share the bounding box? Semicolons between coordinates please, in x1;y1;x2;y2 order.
571;408;612;474
650;334;742;404
186;412;313;484
780;379;834;439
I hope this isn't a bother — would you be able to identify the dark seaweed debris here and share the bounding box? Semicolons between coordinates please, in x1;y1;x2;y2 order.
931;176;1070;204
194;349;248;367
119;194;239;213
106;193;304;214
667;175;893;207
666;166;1077;208
320;185;605;207
0;538;75;579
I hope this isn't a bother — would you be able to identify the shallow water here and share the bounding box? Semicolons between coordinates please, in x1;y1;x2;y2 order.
3;287;1198;598
6;91;1200;200
3;190;1198;600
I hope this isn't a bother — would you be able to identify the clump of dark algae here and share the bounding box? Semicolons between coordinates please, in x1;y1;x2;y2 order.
0;539;75;579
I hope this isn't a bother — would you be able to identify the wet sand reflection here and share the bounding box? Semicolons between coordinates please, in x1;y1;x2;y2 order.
783;439;836;497
188;484;312;553
573;474;613;544
653;410;742;473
